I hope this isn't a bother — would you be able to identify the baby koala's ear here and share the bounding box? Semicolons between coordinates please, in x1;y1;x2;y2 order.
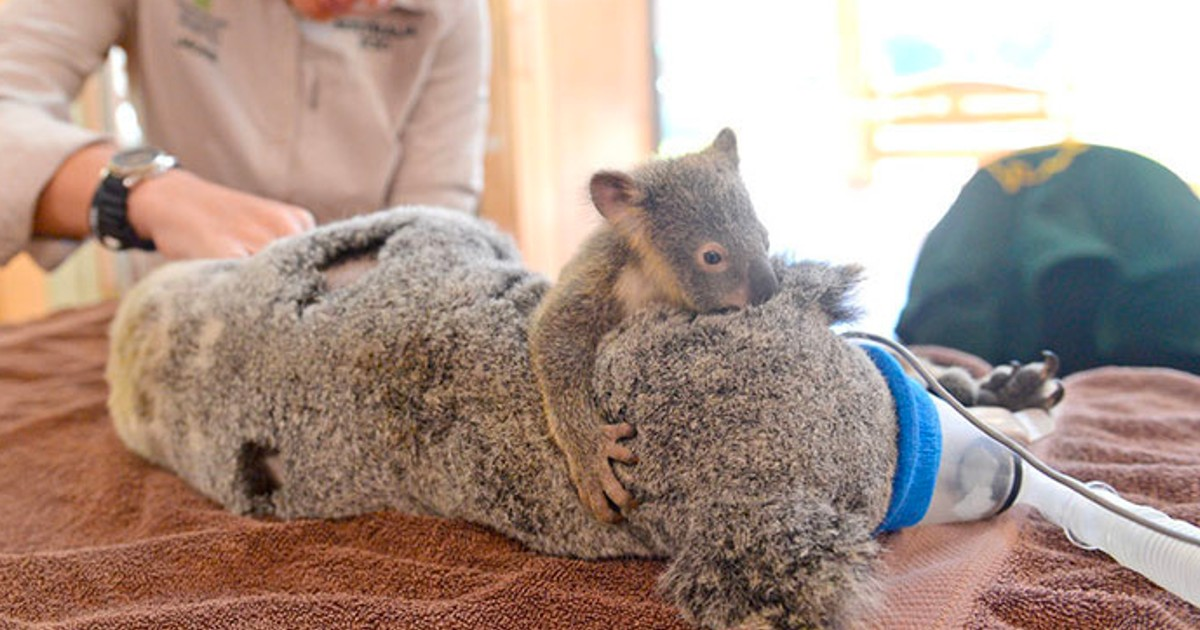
590;170;645;228
709;128;739;168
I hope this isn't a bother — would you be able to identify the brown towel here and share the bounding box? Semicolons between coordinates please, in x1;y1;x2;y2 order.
3;304;1199;628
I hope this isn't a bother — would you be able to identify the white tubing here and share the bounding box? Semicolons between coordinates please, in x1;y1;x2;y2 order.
1017;461;1200;607
838;331;1200;606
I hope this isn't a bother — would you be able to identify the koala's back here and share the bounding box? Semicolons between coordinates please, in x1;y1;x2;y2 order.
107;208;659;555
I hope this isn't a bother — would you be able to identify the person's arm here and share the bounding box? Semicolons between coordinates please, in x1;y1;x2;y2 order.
38;142;317;260
1;0;316;266
387;0;491;213
0;0;130;266
33;142;114;240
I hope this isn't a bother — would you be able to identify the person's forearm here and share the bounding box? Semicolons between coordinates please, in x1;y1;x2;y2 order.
30;141;316;260
32;142;115;240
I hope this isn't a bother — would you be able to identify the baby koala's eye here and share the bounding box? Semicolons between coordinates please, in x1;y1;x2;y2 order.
695;242;730;272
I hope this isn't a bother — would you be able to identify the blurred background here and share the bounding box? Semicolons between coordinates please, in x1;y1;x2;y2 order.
3;0;1199;334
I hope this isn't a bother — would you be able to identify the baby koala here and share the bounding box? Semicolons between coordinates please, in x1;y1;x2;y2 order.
529;128;779;523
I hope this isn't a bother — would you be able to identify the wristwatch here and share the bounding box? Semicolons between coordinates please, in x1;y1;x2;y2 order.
89;146;178;251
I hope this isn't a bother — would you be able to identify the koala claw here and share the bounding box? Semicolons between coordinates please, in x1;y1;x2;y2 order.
602;422;640;465
572;423;639;524
976;350;1065;411
1039;350;1060;380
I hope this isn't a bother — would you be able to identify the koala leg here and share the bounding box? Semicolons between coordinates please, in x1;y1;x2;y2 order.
660;497;881;630
925;351;1065;412
973;351;1065;410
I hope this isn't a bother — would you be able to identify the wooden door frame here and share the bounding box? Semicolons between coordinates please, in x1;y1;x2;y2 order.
481;0;656;277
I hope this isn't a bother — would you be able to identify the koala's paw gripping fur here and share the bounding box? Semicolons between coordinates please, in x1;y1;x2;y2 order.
976;350;1066;411
569;422;639;523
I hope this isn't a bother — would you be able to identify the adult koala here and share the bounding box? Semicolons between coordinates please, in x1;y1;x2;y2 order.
108;206;1057;628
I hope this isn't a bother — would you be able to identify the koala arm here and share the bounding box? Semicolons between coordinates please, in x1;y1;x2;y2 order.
529;266;638;523
926;351;1065;411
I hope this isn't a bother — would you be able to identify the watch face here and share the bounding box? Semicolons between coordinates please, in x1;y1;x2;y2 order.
109;147;177;183
111;147;164;171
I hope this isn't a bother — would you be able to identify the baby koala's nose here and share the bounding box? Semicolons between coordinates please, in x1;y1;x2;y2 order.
748;258;779;306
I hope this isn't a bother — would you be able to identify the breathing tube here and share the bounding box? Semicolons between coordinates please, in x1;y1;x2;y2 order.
845;331;1200;608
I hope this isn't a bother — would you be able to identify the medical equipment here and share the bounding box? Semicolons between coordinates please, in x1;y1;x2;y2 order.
844;332;1200;608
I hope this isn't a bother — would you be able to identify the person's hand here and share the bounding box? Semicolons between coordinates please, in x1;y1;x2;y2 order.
127;169;316;260
287;0;390;21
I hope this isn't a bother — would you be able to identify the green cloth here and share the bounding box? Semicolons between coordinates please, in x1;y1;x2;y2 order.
896;143;1200;375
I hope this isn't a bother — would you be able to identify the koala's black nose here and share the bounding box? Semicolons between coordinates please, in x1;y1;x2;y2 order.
748;258;779;306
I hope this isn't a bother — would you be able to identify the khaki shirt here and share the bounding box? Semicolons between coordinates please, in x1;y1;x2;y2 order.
0;0;490;267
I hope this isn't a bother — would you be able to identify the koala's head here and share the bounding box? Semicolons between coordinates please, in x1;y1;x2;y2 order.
589;128;778;313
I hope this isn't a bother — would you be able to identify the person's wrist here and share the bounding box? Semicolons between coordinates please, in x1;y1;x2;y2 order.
125;168;188;244
124;168;185;243
91;147;178;251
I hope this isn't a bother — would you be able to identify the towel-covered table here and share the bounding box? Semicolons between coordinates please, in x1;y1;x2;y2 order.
2;304;1197;628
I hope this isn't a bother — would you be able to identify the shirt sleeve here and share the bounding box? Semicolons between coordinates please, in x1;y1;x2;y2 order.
0;0;131;268
387;0;490;214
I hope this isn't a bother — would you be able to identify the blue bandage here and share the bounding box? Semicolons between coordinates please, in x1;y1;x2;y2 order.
858;343;942;533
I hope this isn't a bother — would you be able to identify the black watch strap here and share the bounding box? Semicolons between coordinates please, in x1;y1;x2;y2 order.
90;173;157;251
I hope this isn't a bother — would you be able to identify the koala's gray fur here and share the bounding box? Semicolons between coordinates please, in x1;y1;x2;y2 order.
108;207;898;629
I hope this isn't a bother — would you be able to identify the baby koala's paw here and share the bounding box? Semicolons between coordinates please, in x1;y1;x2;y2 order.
975;351;1065;411
567;423;639;523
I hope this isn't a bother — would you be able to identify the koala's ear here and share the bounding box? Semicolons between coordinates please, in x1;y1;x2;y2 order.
590;170;644;227
710;128;739;167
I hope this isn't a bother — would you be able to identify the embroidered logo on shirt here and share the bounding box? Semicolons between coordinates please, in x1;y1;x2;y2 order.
175;0;228;62
986;142;1090;194
333;16;418;50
